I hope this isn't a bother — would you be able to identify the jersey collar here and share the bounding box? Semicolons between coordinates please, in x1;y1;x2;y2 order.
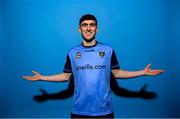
81;41;98;48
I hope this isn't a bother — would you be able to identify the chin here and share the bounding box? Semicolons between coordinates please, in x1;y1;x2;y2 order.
86;38;93;40
82;35;95;43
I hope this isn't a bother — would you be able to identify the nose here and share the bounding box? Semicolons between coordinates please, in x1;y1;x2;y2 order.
87;25;91;31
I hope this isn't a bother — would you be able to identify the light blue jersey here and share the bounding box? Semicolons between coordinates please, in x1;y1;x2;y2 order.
64;41;119;116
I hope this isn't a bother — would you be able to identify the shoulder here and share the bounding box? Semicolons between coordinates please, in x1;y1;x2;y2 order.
67;44;82;56
97;41;114;51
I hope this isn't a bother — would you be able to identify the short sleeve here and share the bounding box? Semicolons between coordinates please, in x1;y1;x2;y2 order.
111;50;120;69
63;55;72;73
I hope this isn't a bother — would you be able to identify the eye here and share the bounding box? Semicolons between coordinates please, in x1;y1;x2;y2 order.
81;23;87;27
90;23;96;27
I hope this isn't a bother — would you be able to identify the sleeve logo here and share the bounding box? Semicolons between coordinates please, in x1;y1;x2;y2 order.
76;52;81;59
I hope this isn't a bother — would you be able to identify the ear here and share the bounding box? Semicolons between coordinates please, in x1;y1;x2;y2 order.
96;27;98;32
78;27;81;33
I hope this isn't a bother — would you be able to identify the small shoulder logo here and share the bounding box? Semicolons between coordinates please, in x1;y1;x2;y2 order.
99;51;105;57
76;52;81;59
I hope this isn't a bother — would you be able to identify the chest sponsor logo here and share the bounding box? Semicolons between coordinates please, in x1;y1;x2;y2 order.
99;51;105;57
85;49;95;52
76;52;81;59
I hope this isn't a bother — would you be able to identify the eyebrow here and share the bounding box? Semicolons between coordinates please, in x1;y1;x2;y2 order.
81;23;96;26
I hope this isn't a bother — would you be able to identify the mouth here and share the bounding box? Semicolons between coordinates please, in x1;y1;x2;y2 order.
85;31;93;34
86;33;92;36
82;31;95;42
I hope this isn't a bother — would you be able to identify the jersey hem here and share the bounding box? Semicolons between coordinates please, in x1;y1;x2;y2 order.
71;110;113;116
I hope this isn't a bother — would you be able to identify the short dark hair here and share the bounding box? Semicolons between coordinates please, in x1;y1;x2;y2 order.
79;14;97;26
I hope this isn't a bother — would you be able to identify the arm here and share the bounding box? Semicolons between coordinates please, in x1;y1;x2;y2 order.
112;64;164;79
22;70;72;82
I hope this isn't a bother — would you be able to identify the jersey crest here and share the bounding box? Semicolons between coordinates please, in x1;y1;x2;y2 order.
99;51;105;57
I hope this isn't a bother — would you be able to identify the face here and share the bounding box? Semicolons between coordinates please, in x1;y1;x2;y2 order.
79;20;98;43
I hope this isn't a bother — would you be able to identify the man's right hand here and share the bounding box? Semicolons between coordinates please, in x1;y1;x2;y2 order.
22;70;41;81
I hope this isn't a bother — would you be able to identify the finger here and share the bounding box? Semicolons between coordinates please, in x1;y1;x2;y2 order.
146;64;152;68
160;70;165;73
22;76;33;80
32;70;38;75
153;69;165;73
22;76;30;79
152;70;164;75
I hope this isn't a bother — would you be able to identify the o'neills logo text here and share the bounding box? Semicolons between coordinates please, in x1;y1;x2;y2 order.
76;64;106;70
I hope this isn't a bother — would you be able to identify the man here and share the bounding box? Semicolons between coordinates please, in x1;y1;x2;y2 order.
23;14;164;118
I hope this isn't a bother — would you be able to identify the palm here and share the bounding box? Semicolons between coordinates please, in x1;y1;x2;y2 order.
144;64;164;76
22;70;41;81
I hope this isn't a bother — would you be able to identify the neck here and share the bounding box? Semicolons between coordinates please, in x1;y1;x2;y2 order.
82;39;96;47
